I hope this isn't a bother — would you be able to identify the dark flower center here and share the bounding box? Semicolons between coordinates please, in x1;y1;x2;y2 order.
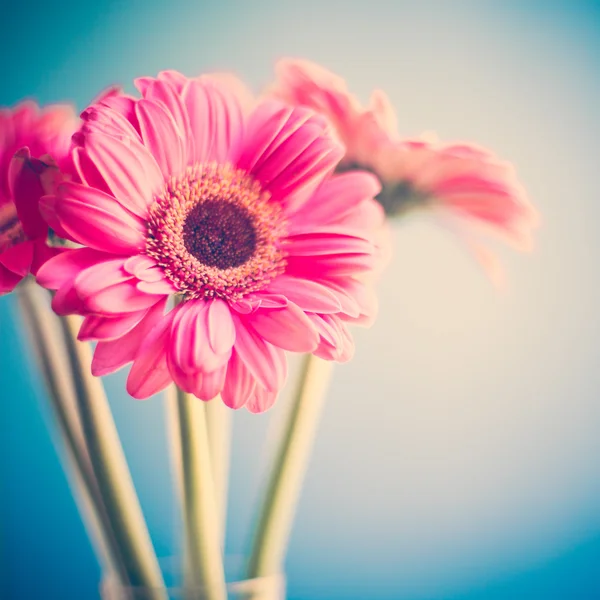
337;161;430;218
183;200;257;269
376;180;430;217
146;163;287;301
0;203;26;252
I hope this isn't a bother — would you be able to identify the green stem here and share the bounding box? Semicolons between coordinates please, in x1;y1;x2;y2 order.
168;386;227;600
204;396;231;549
246;354;334;579
16;281;128;585
60;313;167;599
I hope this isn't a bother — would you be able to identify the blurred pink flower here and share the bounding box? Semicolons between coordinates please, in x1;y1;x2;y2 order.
269;58;539;284
37;71;384;412
0;102;77;294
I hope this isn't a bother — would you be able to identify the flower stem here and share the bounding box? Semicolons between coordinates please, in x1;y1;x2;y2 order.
16;281;128;585
60;313;167;599
168;386;227;600
246;354;334;579
204;396;231;548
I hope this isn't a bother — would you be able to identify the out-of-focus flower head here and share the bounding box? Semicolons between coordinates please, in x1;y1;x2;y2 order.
0;101;78;294
269;58;539;285
37;70;385;412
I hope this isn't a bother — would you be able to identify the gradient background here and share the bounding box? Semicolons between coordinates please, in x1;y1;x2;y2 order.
1;0;600;598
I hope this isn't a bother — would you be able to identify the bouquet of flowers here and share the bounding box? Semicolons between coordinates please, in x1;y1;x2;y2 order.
1;58;537;599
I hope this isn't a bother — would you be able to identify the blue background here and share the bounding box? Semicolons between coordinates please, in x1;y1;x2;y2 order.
2;1;600;598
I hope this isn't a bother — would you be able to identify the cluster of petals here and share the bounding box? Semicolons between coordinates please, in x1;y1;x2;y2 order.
0;102;78;294
269;58;539;282
37;70;385;412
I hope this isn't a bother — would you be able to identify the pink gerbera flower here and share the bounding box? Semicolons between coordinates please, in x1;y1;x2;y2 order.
0;101;77;294
269;58;539;283
37;71;384;412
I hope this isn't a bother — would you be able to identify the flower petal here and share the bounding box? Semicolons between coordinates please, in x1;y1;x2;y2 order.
232;317;287;393
137;77;195;161
286;253;376;278
195;366;227;401
79;131;163;218
266;275;342;314
42;182;147;253
136;99;186;178
246;386;277;414
74;259;161;314
126;309;175;398
0;240;34;276
0;263;22;294
7;148;50;239
291;171;381;228
170;300;231;374
221;350;255;409
183;79;245;164
248;301;318;352
285;230;374;257
36;247;107;290
238;101;342;209
207;299;236;355
79;309;149;342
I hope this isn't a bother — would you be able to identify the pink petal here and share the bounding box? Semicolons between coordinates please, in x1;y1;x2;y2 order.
136;99;186;178
266;275;342;314
230;297;260;315
30;242;65;275
79;309;149;342
285;230;374;257
221;350;255;410
89;279;162;314
314;277;367;320
137;77;194;161
238;101;342;208
262;138;343;213
92;299;169;376
292;171;381;228
248;301;319;352
246;386;277;414
207;299;236;355
7;149;50;239
272;59;359;141
286;253;376;277
256;294;288;309
81;104;141;142
232;317;287;393
80;131;163;219
0;263;22;294
137;279;177;295
96;89;141;136
42;182;146;253
72;146;113;195
237;103;310;173
0;240;34;276
37;193;74;243
166;353;202;395
51;283;85;315
126;309;175;399
183;79;245;164
158;70;188;92
311;314;355;361
369;89;398;136
170;300;231;374
195;366;227;401
333;198;386;231
36;247;107;290
123;255;160;278
74;259;161;314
